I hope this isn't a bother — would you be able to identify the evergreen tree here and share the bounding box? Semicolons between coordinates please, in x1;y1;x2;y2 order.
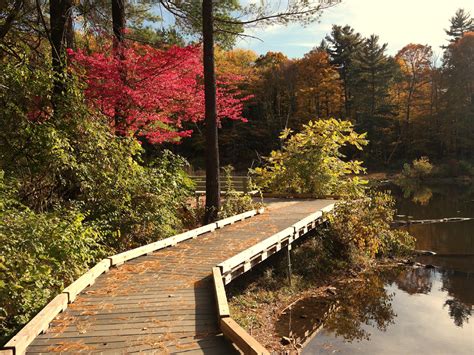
352;35;398;163
325;25;364;119
441;32;474;158
353;35;397;119
445;8;474;42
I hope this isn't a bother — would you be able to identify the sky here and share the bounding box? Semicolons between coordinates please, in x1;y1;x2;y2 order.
234;0;474;59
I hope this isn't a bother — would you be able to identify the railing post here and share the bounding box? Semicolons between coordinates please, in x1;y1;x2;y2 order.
287;245;292;287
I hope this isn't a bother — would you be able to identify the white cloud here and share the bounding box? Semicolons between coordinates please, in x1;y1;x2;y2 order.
236;0;474;58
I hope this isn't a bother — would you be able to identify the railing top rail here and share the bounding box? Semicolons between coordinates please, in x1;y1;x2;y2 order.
218;203;335;275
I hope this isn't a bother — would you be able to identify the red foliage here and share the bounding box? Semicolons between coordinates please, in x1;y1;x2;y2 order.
68;43;248;144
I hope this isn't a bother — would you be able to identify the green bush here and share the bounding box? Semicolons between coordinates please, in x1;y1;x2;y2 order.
253;119;368;198
0;173;105;340
457;160;474;176
0;58;193;251
401;157;433;180
0;51;194;340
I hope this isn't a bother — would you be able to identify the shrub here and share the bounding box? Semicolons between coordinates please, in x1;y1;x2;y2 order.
401;157;433;180
253;119;368;198
0;58;193;251
457;160;474;176
325;191;415;261
0;50;194;339
0;173;105;340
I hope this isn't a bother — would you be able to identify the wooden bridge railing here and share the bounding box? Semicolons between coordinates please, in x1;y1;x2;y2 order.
1;208;265;355
212;267;269;355
209;202;335;354
218;203;335;285
190;175;259;195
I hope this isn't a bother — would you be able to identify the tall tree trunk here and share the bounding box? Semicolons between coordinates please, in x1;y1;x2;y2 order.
50;0;73;108
202;0;220;223
111;0;126;132
111;0;125;48
65;10;74;50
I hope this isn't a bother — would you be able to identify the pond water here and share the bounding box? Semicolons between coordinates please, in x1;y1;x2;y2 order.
282;182;474;354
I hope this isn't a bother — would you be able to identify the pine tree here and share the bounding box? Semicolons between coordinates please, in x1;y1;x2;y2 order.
353;35;397;119
445;8;474;42
351;35;398;163
441;32;474;158
325;25;364;119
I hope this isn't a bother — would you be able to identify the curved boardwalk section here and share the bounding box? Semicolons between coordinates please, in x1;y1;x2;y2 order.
22;199;334;354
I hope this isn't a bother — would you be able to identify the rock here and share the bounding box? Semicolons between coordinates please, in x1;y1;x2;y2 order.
326;287;337;295
281;336;292;345
168;294;174;298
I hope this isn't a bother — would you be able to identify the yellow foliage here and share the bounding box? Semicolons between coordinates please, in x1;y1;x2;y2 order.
253;118;368;198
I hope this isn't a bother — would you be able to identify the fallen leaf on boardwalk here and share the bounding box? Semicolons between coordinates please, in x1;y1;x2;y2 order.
80;310;98;316
175;342;198;350
194;330;219;339
76;320;90;334
48;341;96;352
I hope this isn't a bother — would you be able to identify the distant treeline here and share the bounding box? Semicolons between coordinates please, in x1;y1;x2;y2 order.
174;9;474;170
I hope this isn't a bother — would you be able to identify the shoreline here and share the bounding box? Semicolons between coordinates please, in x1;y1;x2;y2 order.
227;256;413;353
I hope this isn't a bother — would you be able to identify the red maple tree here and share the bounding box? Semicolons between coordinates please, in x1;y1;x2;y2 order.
68;43;248;144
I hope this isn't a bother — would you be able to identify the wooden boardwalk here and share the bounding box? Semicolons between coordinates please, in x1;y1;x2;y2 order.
17;199;334;354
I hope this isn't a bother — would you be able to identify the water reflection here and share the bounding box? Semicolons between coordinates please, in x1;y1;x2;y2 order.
397;178;433;206
298;267;474;354
321;272;395;342
298;182;474;354
276;272;396;347
392;266;433;294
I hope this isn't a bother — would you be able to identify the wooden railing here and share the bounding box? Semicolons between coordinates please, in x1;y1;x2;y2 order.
212;202;335;354
1;208;264;355
212;267;270;355
218;203;335;285
190;175;258;195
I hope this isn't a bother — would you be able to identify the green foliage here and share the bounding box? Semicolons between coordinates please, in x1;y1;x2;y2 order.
0;58;193;252
0;172;105;339
254;118;368;197
218;166;259;219
326;191;415;260
401;157;434;180
0;56;193;339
